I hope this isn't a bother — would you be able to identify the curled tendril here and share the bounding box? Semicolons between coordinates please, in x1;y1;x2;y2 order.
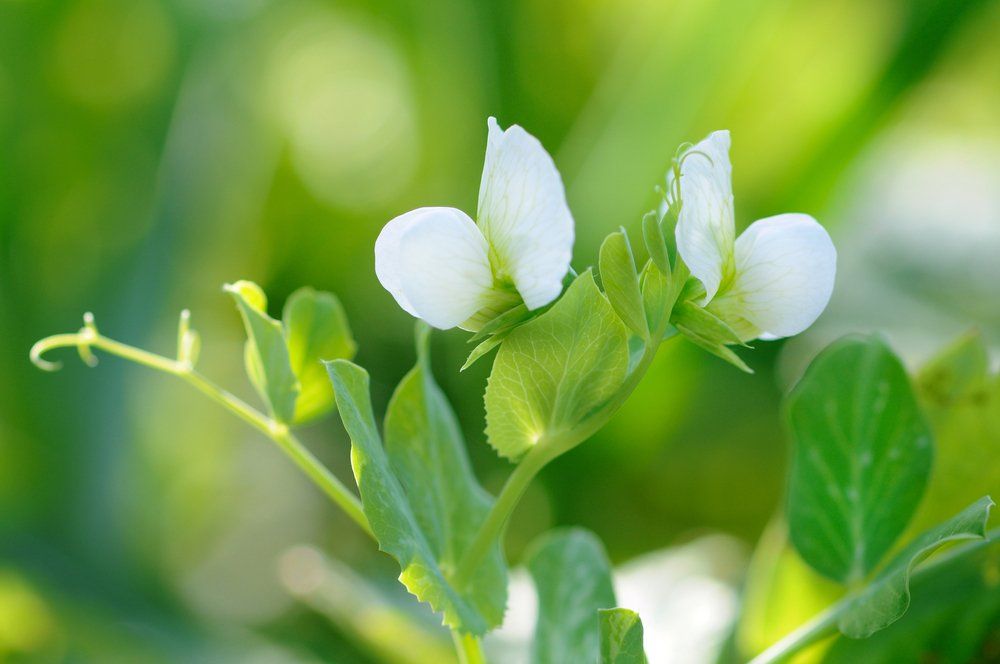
30;313;100;372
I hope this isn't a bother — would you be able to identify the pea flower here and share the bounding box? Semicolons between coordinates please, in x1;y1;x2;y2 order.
375;118;574;330
671;130;836;341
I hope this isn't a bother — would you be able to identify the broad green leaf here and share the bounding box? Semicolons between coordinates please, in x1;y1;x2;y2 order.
786;335;933;583
823;532;1000;663
526;528;616;664
384;324;506;628
837;496;994;638
599;609;648;664
485;270;629;460
226;281;299;423
642;210;670;275
326;358;502;635
282;287;356;424
599;230;647;337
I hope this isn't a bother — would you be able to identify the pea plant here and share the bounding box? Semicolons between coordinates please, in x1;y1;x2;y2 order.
31;122;994;663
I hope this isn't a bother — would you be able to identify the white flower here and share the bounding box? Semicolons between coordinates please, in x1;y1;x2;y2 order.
672;130;837;341
375;117;574;330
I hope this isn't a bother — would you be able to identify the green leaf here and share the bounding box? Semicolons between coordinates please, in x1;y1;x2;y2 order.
906;331;1000;536
485;270;630;460
837;496;994;638
673;301;744;347
599;230;647;337
383;324;506;628
675;323;751;373
526;528;616;664
283;287;356;425
642;210;671;275
599;609;648;664
226;281;299;423
823;531;1000;663
326;355;504;635
786;335;934;584
468;303;535;344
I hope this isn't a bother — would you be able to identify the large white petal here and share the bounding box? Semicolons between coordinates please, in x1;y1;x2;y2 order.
477;117;573;310
674;130;735;303
374;207;494;329
721;213;836;339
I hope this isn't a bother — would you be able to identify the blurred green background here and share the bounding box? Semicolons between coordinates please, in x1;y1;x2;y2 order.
2;0;999;661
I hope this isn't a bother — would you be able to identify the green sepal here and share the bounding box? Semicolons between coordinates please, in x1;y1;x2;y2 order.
642;210;671;275
599;229;648;338
599;608;648;664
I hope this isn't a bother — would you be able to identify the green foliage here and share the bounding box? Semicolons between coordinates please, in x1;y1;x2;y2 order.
227;281;356;425
484;270;630;460
283;287;357;424
639;261;677;335
599;230;647;338
823;535;1000;663
526;528;616;664
599;609;648;664
786;335;933;583
909;331;1000;534
226;281;300;423
383;324;506;625
837;496;994;638
326;338;506;635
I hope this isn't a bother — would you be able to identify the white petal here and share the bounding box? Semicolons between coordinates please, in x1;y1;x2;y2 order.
674;130;735;303
477;117;574;309
725;213;837;339
374;207;494;329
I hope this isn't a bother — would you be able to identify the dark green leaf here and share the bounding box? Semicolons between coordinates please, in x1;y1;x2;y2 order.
599;230;647;337
326;358;503;635
599;608;648;664
526;528;616;664
837;496;994;638
485;270;629;460
786;335;934;583
226;280;299;423
283;287;356;425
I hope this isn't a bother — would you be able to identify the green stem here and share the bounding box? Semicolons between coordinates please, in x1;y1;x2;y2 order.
452;325;677;588
30;325;373;539
451;631;487;664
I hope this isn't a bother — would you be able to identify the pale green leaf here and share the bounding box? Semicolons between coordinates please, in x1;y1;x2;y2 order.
462;331;509;371
837;496;994;638
282;287;356;424
673;301;745;347
786;335;934;583
599;230;647;337
226;280;299;423
526;528;616;664
326;357;503;635
485;270;629;460
599;608;648;664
